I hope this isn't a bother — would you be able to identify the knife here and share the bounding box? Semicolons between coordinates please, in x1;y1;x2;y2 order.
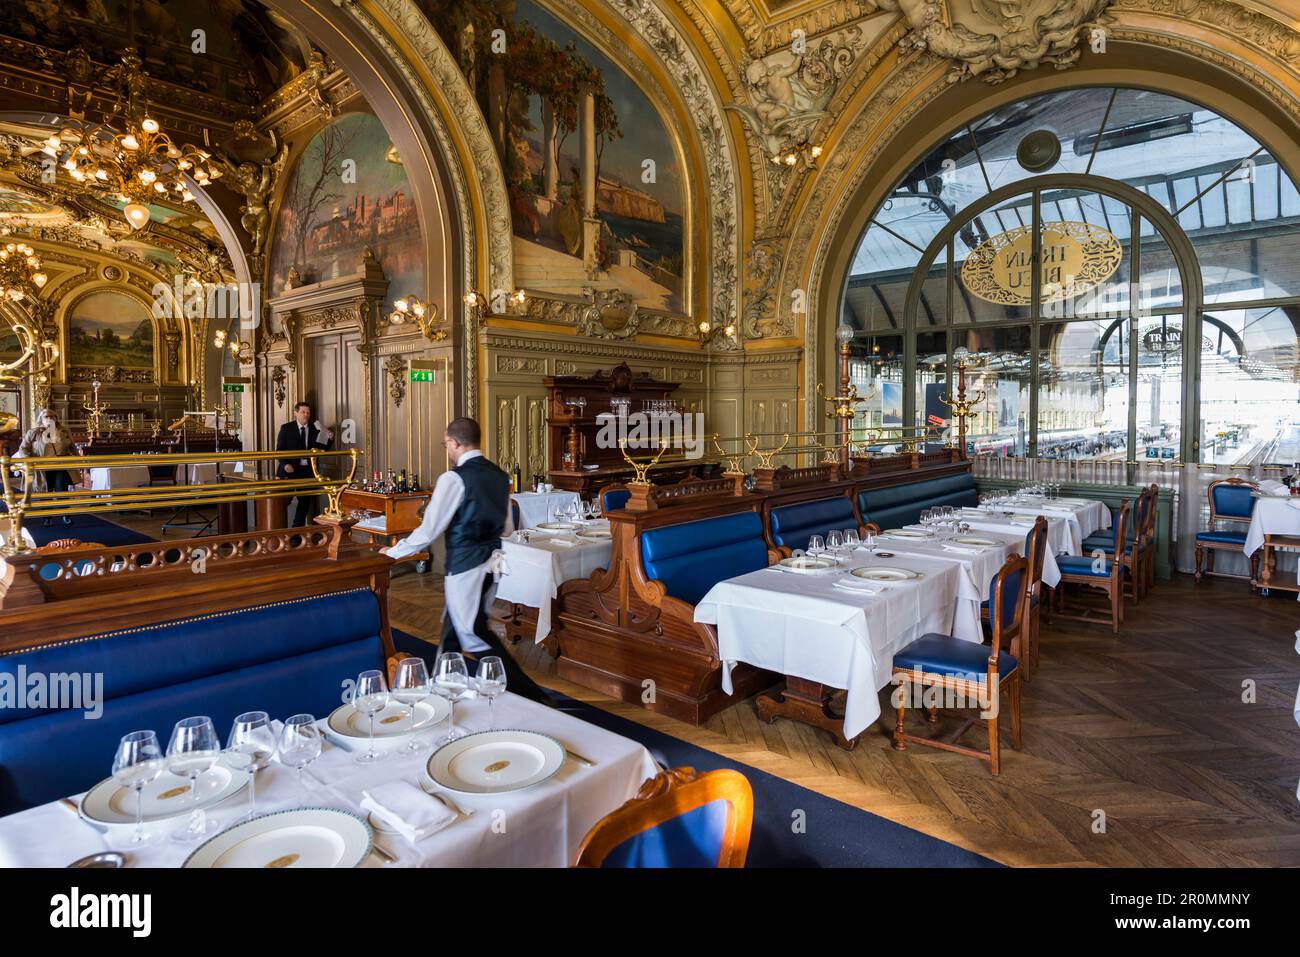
564;748;596;768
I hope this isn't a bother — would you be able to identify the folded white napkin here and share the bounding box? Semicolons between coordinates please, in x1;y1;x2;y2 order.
1259;480;1290;497
832;580;883;595
547;536;578;547
942;544;984;555
360;779;456;845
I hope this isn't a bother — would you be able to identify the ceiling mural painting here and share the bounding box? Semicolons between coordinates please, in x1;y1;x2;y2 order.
421;0;687;315
268;112;423;298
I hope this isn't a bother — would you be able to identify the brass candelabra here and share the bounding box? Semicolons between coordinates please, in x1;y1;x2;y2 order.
82;379;110;438
938;352;986;457
818;323;876;472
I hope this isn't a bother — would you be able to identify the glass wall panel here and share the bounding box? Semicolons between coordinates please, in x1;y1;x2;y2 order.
1040;189;1134;320
1038;320;1130;461
915;331;947;447
952;326;1030;456
951;193;1033;324
1199;305;1300;466
849;334;903;446
1134;314;1183;459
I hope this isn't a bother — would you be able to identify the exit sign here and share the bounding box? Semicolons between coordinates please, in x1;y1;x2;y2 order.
409;369;436;383
222;383;245;393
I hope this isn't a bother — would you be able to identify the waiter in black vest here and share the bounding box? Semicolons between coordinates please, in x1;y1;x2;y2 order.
381;417;550;704
275;401;334;527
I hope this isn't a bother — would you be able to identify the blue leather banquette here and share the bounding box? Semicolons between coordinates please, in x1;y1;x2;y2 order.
858;472;978;529
0;587;386;815
639;511;770;606
768;495;860;553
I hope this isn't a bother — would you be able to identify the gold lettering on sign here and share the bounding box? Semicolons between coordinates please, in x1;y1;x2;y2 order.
961;221;1122;306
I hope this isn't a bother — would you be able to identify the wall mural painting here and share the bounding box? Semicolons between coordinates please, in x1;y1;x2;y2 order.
67;290;155;369
269;112;423;300
422;0;686;313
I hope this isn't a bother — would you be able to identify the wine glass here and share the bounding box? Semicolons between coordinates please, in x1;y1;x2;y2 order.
353;669;390;764
392;656;432;754
807;535;825;557
278;715;322;806
590;497;603;520
844;529;860;552
111;730;163;847
434;652;471;745
225;711;276;825
826;530;843;558
166;716;221;842
864;530;878;557
477;657;508;730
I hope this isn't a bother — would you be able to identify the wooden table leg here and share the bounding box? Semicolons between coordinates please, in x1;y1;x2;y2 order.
756;676;858;750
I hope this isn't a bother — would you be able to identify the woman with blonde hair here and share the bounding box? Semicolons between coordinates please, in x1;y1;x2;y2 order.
15;408;74;525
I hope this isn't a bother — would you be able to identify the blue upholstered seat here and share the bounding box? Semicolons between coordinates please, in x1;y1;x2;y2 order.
893;635;1018;683
0;588;384;815
602;487;631;512
640;512;768;606
1057;554;1124;577
769;496;858;552
599;799;732;867
858;473;978;530
1194;529;1248;545
1211;482;1256;519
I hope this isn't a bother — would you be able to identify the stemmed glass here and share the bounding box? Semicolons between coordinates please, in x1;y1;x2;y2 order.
826;530;843;558
353;669;390;764
166;716;222;842
278;715;322;807
919;509;932;531
392;656;432;754
225;711;276;825
844;529;860;553
477;657;508;730
434;652;471;745
863;531;878;558
807;535;825;557
111;730;163;847
590;497;603;520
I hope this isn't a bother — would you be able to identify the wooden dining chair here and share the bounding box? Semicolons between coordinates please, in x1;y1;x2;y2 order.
1090;486;1152;605
980;516;1047;680
891;555;1027;775
509;497;522;531
1054;500;1130;634
574;766;753;867
1194;477;1258;582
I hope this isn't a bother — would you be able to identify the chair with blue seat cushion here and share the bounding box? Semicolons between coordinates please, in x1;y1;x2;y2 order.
1194;477;1259;583
857;472;978;531
1090;484;1157;602
601;485;631;513
768;495;864;553
981;516;1048;680
0;588;387;814
1054;499;1130;635
891;555;1026;775
574;766;752;867
639;511;771;607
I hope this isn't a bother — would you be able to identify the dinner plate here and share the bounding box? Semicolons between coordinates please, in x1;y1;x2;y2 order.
777;555;838;573
954;536;1000;547
536;521;580;532
851;566;922;581
427;729;565;795
576;527;612;540
882;529;932;539
80;764;249;826
183;808;372;869
328;695;451;739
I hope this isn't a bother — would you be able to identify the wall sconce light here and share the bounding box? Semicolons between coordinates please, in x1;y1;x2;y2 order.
697;318;736;348
389;294;446;342
771;142;823;169
464;288;526;317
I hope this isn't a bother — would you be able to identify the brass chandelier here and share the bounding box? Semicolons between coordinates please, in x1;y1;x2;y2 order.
42;49;221;231
0;240;58;385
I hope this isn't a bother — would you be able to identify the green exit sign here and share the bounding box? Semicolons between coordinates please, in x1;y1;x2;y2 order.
222;383;245;393
409;369;436;383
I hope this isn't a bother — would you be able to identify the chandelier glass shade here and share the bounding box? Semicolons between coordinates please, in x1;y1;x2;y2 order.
41;49;221;230
0;242;47;301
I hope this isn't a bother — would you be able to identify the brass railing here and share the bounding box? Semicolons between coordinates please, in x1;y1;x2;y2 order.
0;449;358;556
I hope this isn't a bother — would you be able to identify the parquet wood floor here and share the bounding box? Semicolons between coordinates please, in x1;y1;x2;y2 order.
389;567;1300;867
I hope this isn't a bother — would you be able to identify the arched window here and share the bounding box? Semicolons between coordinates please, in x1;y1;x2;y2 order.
841;86;1300;473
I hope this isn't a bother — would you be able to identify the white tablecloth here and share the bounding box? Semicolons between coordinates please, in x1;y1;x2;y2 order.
512;491;582;528
695;552;962;740
495;530;613;641
1244;495;1300;555
958;508;1078;559
0;692;657;869
87;461;241;491
1017;497;1111;542
868;532;1027;637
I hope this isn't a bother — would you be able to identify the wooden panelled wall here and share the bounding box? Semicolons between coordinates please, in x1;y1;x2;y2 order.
480;328;801;475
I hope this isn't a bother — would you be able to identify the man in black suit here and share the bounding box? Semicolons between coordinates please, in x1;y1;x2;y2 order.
275;401;334;527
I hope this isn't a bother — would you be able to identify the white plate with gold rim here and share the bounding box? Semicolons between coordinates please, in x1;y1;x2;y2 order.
535;521;580;533
954;536;1001;547
851;566;923;582
882;529;932;539
777;555;838;573
327;695;451;740
427;729;565;795
80;764;249;826
576;527;611;540
183;808;371;869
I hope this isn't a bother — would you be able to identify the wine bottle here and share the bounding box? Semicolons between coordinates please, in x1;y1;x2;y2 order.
399;468;408;493
512;464;521;493
409;473;420;493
